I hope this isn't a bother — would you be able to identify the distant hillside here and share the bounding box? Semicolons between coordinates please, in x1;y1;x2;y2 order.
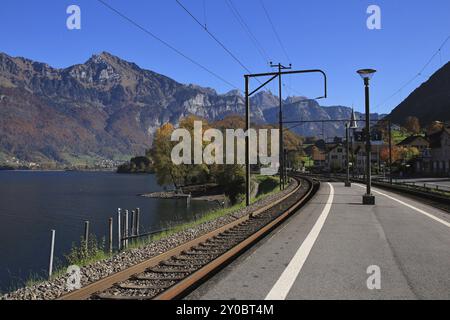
387;61;450;127
0;51;383;167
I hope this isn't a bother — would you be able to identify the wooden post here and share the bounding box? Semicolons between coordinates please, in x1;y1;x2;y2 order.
136;208;140;236
83;221;89;251
108;217;113;254
124;210;129;248
117;208;121;251
48;229;55;280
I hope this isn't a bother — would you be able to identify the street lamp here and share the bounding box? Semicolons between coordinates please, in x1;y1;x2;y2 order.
357;68;376;205
345;108;358;187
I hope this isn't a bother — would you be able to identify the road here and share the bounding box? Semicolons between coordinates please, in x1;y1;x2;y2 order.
187;182;450;300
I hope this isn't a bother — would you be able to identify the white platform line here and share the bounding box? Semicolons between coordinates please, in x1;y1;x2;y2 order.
354;184;450;228
265;183;335;300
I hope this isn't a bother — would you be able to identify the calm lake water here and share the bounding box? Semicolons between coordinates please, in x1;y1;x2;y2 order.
0;171;218;292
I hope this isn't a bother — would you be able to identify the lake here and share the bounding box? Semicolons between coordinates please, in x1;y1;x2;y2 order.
0;171;218;293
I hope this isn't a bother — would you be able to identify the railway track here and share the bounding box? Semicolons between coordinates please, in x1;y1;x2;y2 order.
59;175;318;300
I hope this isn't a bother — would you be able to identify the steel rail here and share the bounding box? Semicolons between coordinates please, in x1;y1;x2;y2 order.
155;176;317;300
59;175;317;300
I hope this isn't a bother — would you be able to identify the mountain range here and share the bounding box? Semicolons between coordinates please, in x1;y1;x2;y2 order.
0;51;384;167
386;61;450;127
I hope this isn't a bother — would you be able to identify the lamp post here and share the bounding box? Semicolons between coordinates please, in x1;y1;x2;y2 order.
357;69;376;205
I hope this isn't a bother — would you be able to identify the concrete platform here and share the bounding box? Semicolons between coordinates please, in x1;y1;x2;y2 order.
186;182;450;300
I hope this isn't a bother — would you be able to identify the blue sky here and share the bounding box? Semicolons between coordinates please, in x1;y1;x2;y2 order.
0;0;449;115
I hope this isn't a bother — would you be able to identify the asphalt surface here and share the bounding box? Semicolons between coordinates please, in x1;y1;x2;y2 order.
186;182;450;300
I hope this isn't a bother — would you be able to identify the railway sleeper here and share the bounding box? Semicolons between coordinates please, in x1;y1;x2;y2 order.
134;274;186;281
149;267;198;273
162;260;207;267
118;282;172;290
96;293;157;300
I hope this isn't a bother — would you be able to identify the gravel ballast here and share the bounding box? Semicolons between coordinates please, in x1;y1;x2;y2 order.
1;180;298;300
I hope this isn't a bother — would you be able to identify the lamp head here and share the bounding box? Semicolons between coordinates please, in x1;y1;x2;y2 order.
357;69;377;80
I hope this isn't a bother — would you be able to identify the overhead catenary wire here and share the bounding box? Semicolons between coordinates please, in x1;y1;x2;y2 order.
376;35;450;111
223;0;278;95
96;0;239;90
260;0;291;64
203;0;207;29
258;0;299;98
175;0;258;80
283;82;301;97
225;0;271;65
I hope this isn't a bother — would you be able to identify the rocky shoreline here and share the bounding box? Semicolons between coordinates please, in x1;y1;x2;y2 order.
141;183;227;202
1;179;297;300
141;191;189;199
141;191;227;203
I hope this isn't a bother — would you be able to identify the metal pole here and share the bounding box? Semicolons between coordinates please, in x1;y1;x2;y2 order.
278;64;284;190
136;208;140;236
284;148;288;185
245;75;251;207
108;217;113;254
345;124;351;187
83;220;89;251
131;210;136;237
365;79;371;195
117;208;121;251
388;120;393;184
363;78;375;205
124;210;129;248
351;131;355;178
48;229;55;280
186;194;191;207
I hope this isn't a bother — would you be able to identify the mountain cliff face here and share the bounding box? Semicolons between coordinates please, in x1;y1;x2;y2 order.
0;51;380;166
387;61;450;127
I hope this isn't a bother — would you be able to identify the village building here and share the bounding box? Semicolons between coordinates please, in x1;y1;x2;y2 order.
428;127;450;174
397;135;430;152
325;144;346;172
396;135;432;173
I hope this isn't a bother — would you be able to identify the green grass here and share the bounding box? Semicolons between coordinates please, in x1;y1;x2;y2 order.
391;129;424;145
302;156;313;168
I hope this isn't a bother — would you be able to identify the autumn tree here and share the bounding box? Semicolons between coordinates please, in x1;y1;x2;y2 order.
286;151;304;171
283;129;304;151
401;146;420;160
426;121;444;135
178;115;211;184
151;123;187;189
404;116;421;134
215;164;246;204
380;145;401;163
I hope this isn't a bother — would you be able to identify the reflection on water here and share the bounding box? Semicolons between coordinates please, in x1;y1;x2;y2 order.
0;171;217;292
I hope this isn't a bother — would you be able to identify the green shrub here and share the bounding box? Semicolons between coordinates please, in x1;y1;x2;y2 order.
65;234;107;266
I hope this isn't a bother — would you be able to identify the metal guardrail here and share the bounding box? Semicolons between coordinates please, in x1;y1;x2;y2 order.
351;178;450;211
303;173;450;210
373;178;450;193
